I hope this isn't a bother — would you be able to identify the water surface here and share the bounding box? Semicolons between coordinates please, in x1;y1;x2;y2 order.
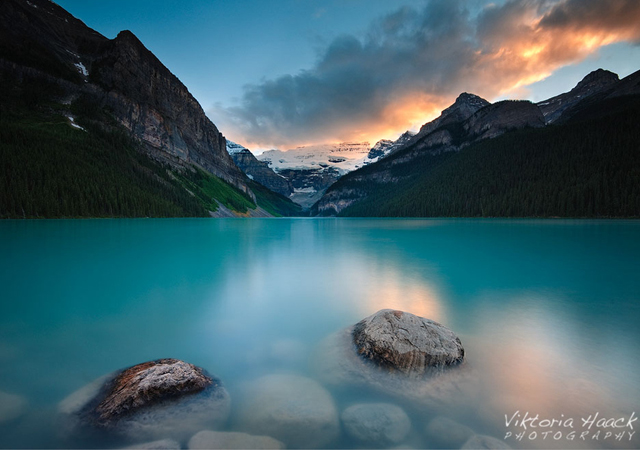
0;219;638;448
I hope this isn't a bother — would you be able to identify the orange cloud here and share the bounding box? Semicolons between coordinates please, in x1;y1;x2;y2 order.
211;0;640;150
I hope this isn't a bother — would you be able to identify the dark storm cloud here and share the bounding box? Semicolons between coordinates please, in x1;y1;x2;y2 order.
211;0;640;148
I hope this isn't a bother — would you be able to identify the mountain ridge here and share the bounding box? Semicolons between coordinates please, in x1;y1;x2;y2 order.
312;68;640;217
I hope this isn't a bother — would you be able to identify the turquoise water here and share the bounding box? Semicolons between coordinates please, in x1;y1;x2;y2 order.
0;219;639;449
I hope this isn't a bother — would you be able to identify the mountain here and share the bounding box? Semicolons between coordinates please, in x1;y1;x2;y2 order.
226;141;294;198
257;142;372;208
413;93;490;142
0;0;300;218
537;69;619;123
367;131;415;162
312;69;640;218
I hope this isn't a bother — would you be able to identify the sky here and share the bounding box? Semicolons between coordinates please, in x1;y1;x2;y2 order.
56;0;640;151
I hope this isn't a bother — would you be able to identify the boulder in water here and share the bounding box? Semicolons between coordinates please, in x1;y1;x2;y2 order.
58;359;230;443
353;309;464;375
311;312;475;415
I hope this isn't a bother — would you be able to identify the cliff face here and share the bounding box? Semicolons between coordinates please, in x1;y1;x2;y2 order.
0;0;250;197
226;142;294;197
464;100;545;140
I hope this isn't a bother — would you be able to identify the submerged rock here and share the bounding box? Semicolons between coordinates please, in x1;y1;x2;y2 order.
122;439;181;449
188;430;284;449
424;416;474;448
0;390;28;423
59;359;230;442
461;434;511;449
341;403;411;445
237;374;339;448
353;309;464;375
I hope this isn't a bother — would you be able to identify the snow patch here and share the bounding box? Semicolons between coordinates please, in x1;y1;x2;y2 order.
74;62;88;78
26;1;38;8
294;187;317;194
226;140;250;155
66;115;85;131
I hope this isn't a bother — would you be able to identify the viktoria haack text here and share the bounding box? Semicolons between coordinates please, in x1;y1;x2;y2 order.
504;411;637;442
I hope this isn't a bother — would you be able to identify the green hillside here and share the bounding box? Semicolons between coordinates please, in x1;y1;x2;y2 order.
0;76;301;218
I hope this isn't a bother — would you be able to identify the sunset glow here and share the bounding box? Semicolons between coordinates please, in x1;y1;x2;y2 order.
210;0;640;149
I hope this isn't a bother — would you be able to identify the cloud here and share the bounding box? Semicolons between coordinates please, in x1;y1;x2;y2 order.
210;0;640;148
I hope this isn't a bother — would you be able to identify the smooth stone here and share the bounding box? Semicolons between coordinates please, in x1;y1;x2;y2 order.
237;374;339;448
58;359;230;442
461;434;512;449
353;309;464;375
341;403;411;445
58;373;116;416
123;439;181;449
425;417;474;448
0;390;28;422
312;328;477;415
188;430;284;449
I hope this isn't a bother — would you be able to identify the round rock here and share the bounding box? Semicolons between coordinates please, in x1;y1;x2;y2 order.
0;390;28;423
462;434;512;449
353;309;464;375
237;374;339;448
341;403;411;445
59;359;230;442
188;430;284;449
424;416;474;448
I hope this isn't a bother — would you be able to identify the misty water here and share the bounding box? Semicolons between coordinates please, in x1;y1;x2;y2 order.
0;219;639;449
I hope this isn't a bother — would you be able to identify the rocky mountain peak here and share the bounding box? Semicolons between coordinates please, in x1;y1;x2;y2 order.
574;69;619;92
538;68;620;123
455;92;488;106
415;93;490;139
444;92;491;117
397;131;416;142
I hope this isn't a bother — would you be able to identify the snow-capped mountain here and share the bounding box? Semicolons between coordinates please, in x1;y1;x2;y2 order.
225;141;294;197
366;131;416;162
258;142;372;174
256;142;373;208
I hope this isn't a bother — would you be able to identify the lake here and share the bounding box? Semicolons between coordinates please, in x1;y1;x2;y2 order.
0;219;639;449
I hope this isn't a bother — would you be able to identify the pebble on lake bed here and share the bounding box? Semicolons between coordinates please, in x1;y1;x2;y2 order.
341;403;411;445
122;439;181;450
462;434;512;449
236;374;339;449
0;390;28;423
188;430;285;449
424;416;475;448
